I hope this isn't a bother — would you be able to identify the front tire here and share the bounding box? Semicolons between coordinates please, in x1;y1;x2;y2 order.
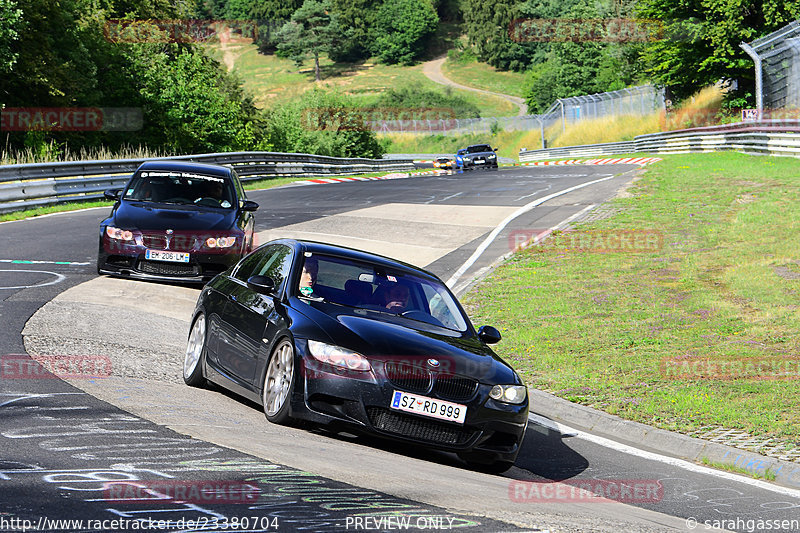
262;338;295;424
184;313;208;387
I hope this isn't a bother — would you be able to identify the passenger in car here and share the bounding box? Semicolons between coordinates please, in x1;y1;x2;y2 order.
298;258;318;296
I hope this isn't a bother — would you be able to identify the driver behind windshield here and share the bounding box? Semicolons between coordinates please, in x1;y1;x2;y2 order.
383;283;410;312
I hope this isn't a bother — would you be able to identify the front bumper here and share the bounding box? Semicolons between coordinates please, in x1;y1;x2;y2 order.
98;235;239;283
292;346;528;463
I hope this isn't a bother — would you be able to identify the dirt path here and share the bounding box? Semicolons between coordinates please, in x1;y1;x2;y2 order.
422;56;528;116
218;27;246;72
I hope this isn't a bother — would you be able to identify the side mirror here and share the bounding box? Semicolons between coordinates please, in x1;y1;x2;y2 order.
247;275;276;295
104;189;121;201
478;325;502;344
492;147;498;152
242;200;259;212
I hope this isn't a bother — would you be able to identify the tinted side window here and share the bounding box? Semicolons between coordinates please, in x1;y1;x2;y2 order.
254;245;293;289
233;247;271;282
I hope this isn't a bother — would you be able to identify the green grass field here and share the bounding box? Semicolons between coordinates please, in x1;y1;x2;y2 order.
463;152;800;441
204;43;517;117
441;57;528;98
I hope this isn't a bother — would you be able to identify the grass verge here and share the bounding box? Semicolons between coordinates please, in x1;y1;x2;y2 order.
440;57;527;98
700;457;776;481
463;152;800;441
205;43;516;117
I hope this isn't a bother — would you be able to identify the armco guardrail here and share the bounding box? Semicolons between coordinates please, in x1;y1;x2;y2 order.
0;151;414;214
519;120;800;161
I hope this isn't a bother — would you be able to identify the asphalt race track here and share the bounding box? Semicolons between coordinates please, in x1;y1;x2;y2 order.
2;164;800;532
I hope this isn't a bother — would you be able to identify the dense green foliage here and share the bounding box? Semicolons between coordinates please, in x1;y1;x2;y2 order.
373;0;439;65
636;0;800;101
264;89;387;158
217;0;439;65
276;0;340;81
460;0;535;71
374;86;481;118
0;0;23;73
0;0;268;154
0;0;387;158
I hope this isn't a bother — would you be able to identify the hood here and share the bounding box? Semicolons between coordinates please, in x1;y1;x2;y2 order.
113;201;236;231
292;299;518;383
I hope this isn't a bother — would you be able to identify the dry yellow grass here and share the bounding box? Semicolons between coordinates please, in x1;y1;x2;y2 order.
545;85;727;149
550;114;662;148
661;85;725;130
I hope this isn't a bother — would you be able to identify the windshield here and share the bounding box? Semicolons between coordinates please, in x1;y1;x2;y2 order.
466;145;492;154
297;254;469;332
124;170;235;209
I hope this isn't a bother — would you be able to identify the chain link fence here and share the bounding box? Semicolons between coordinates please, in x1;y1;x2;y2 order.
540;84;665;133
366;84;664;148
742;20;800;111
367;115;543;136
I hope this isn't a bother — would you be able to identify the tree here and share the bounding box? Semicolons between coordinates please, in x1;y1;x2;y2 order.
0;0;23;74
328;0;379;61
265;88;386;158
460;0;539;71
124;43;265;152
636;0;800;101
276;0;340;81
373;0;438;64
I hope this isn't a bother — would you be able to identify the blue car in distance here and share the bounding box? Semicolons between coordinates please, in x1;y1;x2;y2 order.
456;144;499;170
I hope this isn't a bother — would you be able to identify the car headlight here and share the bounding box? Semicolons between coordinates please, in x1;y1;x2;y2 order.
488;154;496;158
489;384;527;404
106;226;134;241
307;340;371;371
205;236;237;248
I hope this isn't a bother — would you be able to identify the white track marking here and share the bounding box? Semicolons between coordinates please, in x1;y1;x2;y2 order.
446;174;615;288
528;413;800;499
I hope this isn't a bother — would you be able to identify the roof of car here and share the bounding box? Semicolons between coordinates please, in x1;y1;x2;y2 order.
278;239;441;282
135;160;233;177
466;144;492;149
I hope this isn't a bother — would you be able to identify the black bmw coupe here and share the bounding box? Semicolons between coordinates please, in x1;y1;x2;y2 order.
97;160;259;283
184;239;529;472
